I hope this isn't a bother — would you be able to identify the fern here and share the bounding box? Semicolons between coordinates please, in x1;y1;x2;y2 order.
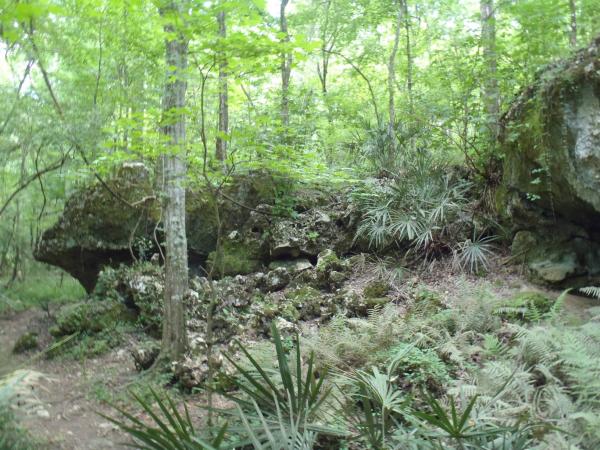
580;286;600;300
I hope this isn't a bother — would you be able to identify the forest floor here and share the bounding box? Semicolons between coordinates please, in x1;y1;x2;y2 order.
0;307;133;449
1;260;597;449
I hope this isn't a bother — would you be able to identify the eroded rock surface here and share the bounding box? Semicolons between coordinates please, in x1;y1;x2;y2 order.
36;165;359;292
499;35;600;286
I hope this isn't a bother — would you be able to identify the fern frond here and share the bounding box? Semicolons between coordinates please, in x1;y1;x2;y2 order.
580;286;600;300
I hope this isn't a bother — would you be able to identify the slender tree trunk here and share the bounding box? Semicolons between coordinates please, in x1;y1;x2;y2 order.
480;0;500;140
159;0;189;361
317;0;332;95
388;2;402;155
402;0;413;115
569;0;577;48
280;0;292;128
216;9;228;165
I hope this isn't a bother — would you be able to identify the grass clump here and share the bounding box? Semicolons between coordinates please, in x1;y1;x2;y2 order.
12;332;38;354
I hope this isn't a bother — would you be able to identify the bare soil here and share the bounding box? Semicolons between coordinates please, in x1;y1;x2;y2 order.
0;308;135;449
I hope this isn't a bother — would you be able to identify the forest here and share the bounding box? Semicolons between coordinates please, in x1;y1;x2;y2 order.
1;0;600;448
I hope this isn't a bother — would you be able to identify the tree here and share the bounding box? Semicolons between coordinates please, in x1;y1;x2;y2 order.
216;6;228;166
158;0;189;361
388;0;403;155
480;0;500;140
402;0;413;114
280;0;292;128
569;0;577;47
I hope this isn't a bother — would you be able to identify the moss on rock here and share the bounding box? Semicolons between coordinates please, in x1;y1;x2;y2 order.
51;301;132;337
207;238;264;277
285;286;323;319
93;262;164;335
498;35;600;287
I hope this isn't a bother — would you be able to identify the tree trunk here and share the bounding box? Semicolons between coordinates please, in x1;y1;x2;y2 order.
159;0;189;361
388;2;402;155
317;0;332;95
402;0;413;115
216;9;228;165
280;0;292;128
569;0;577;48
480;0;500;140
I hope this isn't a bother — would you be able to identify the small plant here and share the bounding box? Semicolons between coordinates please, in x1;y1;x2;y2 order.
103;387;228;449
343;365;409;449
387;343;450;391
454;234;496;274
354;151;471;260
107;323;344;448
413;392;534;449
221;322;343;443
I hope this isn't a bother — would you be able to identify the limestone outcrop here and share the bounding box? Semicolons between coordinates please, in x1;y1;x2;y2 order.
35;165;358;292
498;35;600;286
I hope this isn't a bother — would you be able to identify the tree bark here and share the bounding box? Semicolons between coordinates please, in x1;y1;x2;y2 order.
159;0;189;361
317;0;333;95
388;2;402;155
569;0;577;48
280;0;292;128
216;9;228;165
480;0;500;140
402;0;413;114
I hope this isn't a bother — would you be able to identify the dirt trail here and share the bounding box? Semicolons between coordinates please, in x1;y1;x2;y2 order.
0;309;133;449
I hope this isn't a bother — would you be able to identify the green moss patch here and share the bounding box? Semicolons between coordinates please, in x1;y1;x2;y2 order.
207;239;264;277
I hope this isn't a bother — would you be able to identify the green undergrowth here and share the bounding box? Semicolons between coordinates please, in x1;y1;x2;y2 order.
0;266;85;315
0;371;45;450
89;368;175;407
50;324;135;360
0;408;37;450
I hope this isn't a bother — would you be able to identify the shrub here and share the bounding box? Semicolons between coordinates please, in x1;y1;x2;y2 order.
12;333;38;354
50;300;131;337
353;150;471;258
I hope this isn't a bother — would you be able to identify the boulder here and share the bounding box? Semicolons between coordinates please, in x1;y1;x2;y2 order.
34;167;282;292
266;200;356;260
265;267;291;292
131;341;160;371
498;35;600;286
50;300;132;336
35;166;360;292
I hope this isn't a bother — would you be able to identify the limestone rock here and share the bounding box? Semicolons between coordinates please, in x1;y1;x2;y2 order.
131;342;160;371
315;249;349;289
268;258;313;273
171;356;209;389
265;267;291;292
35;168;281;292
499;35;600;286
